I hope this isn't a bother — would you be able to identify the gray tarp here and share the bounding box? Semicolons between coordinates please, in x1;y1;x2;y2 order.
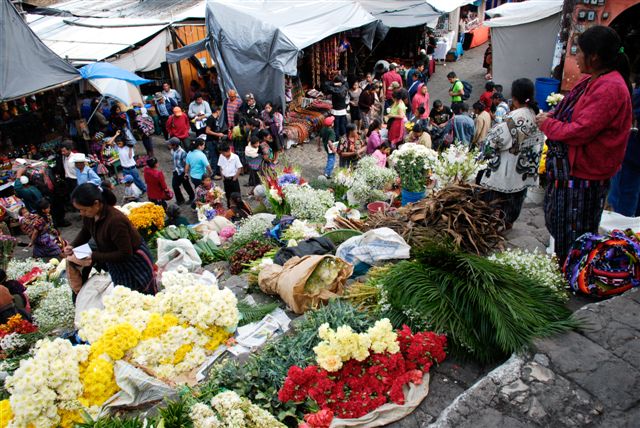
1;0;80;101
205;0;377;108
488;13;561;97
166;36;210;64
358;0;441;28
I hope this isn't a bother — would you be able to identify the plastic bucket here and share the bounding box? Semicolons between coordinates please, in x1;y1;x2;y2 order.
367;201;390;215
535;78;560;111
401;189;425;206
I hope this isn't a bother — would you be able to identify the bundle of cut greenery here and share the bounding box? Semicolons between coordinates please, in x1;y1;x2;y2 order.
380;240;578;364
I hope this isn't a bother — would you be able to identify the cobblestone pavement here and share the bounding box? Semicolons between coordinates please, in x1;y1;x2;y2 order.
427;288;640;428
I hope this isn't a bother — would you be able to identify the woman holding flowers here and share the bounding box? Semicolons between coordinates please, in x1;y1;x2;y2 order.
63;184;157;295
194;175;225;213
480;78;544;228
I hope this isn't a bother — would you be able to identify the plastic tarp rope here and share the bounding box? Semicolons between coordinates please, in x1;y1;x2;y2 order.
0;0;80;102
205;0;377;107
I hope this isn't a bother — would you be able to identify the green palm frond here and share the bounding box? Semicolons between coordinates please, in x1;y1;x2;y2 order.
382;241;578;363
237;300;280;326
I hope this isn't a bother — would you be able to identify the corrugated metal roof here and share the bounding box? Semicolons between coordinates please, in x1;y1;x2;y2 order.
26;14;169;63
43;0;204;19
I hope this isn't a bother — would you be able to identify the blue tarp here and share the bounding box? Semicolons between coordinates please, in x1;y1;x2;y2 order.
79;62;151;86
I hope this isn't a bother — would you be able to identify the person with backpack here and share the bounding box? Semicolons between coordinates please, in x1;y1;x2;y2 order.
136;108;155;157
447;72;465;110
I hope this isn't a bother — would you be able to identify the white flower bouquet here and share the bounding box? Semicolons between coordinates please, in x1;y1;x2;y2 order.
234;215;273;246
189;390;285;428
546;92;564;107
429;143;486;190
389;144;438;193
349;156;397;205
284;184;335;223
488;248;568;301
282;219;321;242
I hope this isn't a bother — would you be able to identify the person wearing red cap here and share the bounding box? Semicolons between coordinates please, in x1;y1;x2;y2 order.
318;116;337;178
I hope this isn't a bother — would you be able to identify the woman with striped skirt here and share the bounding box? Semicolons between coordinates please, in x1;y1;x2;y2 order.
536;26;633;263
63;183;157;295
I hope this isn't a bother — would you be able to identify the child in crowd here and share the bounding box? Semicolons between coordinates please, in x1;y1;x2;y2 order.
319;116;337;178
479;81;496;112
245;136;262;191
122;175;142;203
372;142;391;167
218;143;243;207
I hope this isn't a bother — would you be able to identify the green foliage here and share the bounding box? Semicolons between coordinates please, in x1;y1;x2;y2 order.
237;300;280;326
307;177;332;191
157;398;194;428
381;241;578;364
322;229;362;246
76;415;146;428
197;300;375;424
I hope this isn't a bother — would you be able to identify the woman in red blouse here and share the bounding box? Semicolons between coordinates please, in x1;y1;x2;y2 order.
143;158;172;209
536;26;632;262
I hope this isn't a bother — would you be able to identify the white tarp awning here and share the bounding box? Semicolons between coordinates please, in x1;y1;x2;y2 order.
426;0;476;13
485;0;563;27
109;30;171;72
358;0;441;28
26;14;169;63
206;0;377;108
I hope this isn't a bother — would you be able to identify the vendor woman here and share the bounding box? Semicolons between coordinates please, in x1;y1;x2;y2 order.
63;183;157;295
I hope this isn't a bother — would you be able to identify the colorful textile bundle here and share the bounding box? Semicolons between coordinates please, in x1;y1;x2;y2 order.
564;229;640;297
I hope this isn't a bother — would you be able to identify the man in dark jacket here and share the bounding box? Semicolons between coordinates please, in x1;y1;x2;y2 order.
358;84;376;129
323;75;349;138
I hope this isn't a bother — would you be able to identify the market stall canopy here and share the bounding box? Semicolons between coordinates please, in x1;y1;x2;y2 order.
357;0;441;28
166;36;210;64
485;0;563;27
0;0;80;102
425;0;477;14
206;0;377;108
79;62;151;106
26;14;169;65
485;0;563;96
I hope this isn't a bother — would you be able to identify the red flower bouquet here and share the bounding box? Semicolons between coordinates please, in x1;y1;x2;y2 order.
279;325;446;426
0;314;38;340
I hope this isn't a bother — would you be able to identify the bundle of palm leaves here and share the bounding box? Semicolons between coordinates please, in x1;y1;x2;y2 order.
381;240;578;364
364;183;504;255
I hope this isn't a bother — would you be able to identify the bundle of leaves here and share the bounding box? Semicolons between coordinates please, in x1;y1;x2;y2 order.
365;183;504;255
380;240;578;364
198;300;375;424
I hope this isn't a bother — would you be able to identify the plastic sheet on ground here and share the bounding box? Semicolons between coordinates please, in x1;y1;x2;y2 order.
330;373;430;427
102;360;176;412
193;216;235;234
229;308;291;355
336;227;411;266
74;272;113;328
599;210;640;235
259;255;352;314
156;238;202;273
274;236;336;265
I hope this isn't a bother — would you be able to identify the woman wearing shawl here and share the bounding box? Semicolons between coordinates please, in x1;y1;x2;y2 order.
536;26;633;263
411;83;430;121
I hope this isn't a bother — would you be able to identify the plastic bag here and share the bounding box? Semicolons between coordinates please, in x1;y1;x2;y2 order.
102;360;176;412
74;272;113;328
259;255;352;314
193;216;235;235
156;238;202;273
599;210;640;235
330;373;430;427
336;228;411;266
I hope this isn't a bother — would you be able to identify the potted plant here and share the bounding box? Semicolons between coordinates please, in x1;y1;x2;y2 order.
389;144;437;206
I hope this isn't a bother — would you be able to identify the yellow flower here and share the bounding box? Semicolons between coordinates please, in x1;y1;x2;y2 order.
0;399;12;428
58;409;83;428
173;344;193;364
317;354;342;372
142;313;179;340
80;355;118;407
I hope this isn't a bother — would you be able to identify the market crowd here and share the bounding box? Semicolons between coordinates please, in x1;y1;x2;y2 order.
0;25;637;318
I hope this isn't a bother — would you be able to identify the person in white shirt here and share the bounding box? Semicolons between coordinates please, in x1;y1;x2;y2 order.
217;142;243;208
115;138;146;192
162;82;181;107
188;92;212;136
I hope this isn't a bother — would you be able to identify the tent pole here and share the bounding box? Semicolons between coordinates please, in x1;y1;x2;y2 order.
87;95;105;124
